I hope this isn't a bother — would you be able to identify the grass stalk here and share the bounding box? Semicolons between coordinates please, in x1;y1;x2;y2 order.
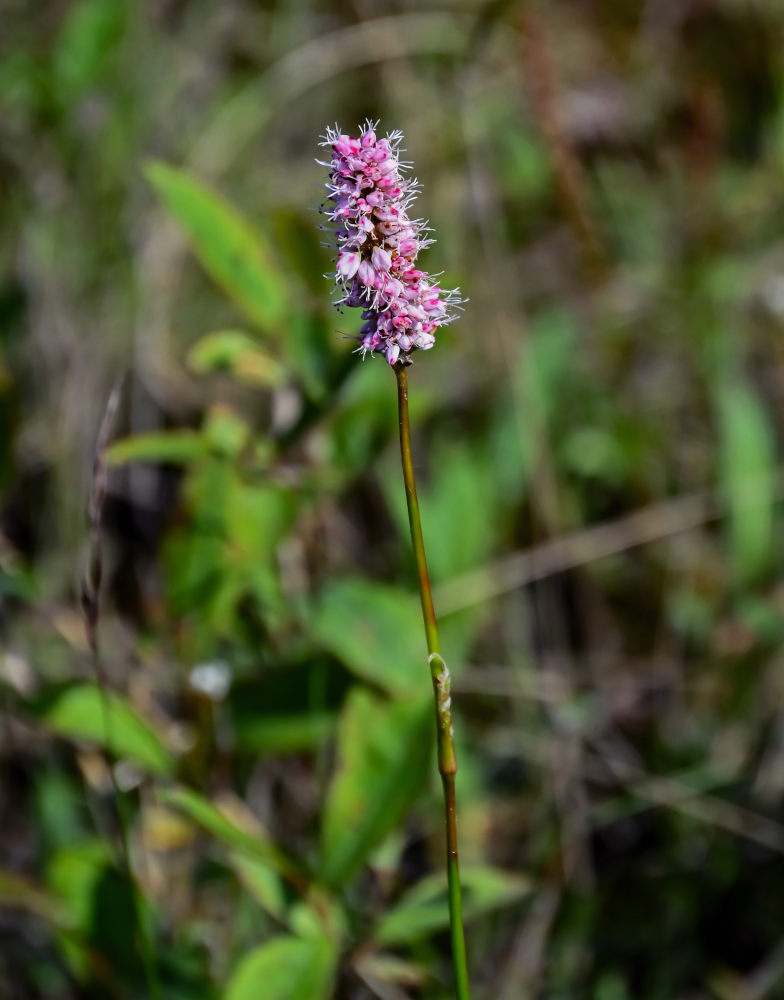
394;361;471;1000
82;378;161;1000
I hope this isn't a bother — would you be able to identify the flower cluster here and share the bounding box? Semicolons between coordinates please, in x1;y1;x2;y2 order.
319;121;461;365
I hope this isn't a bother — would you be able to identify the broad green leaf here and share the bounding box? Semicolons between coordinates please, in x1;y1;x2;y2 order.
188;330;285;387
310;578;424;696
374;866;531;946
47;840;149;987
718;381;776;584
224;934;335;1000
106;429;205;465
320;689;432;889
47;840;112;977
27;684;174;776
145;162;287;334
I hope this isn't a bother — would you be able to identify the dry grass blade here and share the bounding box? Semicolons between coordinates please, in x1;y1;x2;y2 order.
435;491;713;614
81;375;125;653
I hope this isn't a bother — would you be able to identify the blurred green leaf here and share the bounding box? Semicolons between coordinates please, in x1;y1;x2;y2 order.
188;330;286;387
160;787;298;880
106;429;205;465
53;0;127;103
737;594;784;644
46;840;112;978
718;380;776;584
34;767;88;854
487;307;576;504
231;663;350;755
520;308;577;425
319;688;431;889
374;866;531;946
229;853;287;923
562;427;628;483
47;840;150;989
310;578;424;697
385;441;496;581
224;934;335;1000
145;161;288;335
328;362;402;476
234;713;334;754
27;683;174;776
203;405;251;458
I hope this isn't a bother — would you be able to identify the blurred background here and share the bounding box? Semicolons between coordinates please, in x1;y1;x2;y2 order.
4;0;784;997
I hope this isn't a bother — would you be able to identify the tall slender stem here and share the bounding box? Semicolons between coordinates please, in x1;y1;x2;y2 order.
82;379;161;1000
394;362;471;1000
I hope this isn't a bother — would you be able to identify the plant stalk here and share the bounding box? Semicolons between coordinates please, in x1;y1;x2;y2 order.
394;361;471;1000
82;378;161;1000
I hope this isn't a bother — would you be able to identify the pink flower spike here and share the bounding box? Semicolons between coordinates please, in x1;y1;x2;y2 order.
320;120;462;364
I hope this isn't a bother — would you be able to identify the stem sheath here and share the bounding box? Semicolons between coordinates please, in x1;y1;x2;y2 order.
394;362;471;1000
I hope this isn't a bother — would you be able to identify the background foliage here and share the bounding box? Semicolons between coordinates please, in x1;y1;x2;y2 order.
4;0;784;997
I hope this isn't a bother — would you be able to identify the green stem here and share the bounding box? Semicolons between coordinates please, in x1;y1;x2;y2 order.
394;362;471;1000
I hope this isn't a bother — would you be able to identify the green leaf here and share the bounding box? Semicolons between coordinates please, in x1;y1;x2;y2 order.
487;307;576;502
319;689;432;889
230;663;350;755
27;684;174;776
202;405;251;458
47;840;149;987
106;429;206;465
374;866;531;946
229;853;287;922
718;381;776;584
188;330;286;387
160;787;297;880
47;840;112;977
53;0;127;102
224;935;335;1000
145;161;287;334
385;441;496;581
310;578;424;697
